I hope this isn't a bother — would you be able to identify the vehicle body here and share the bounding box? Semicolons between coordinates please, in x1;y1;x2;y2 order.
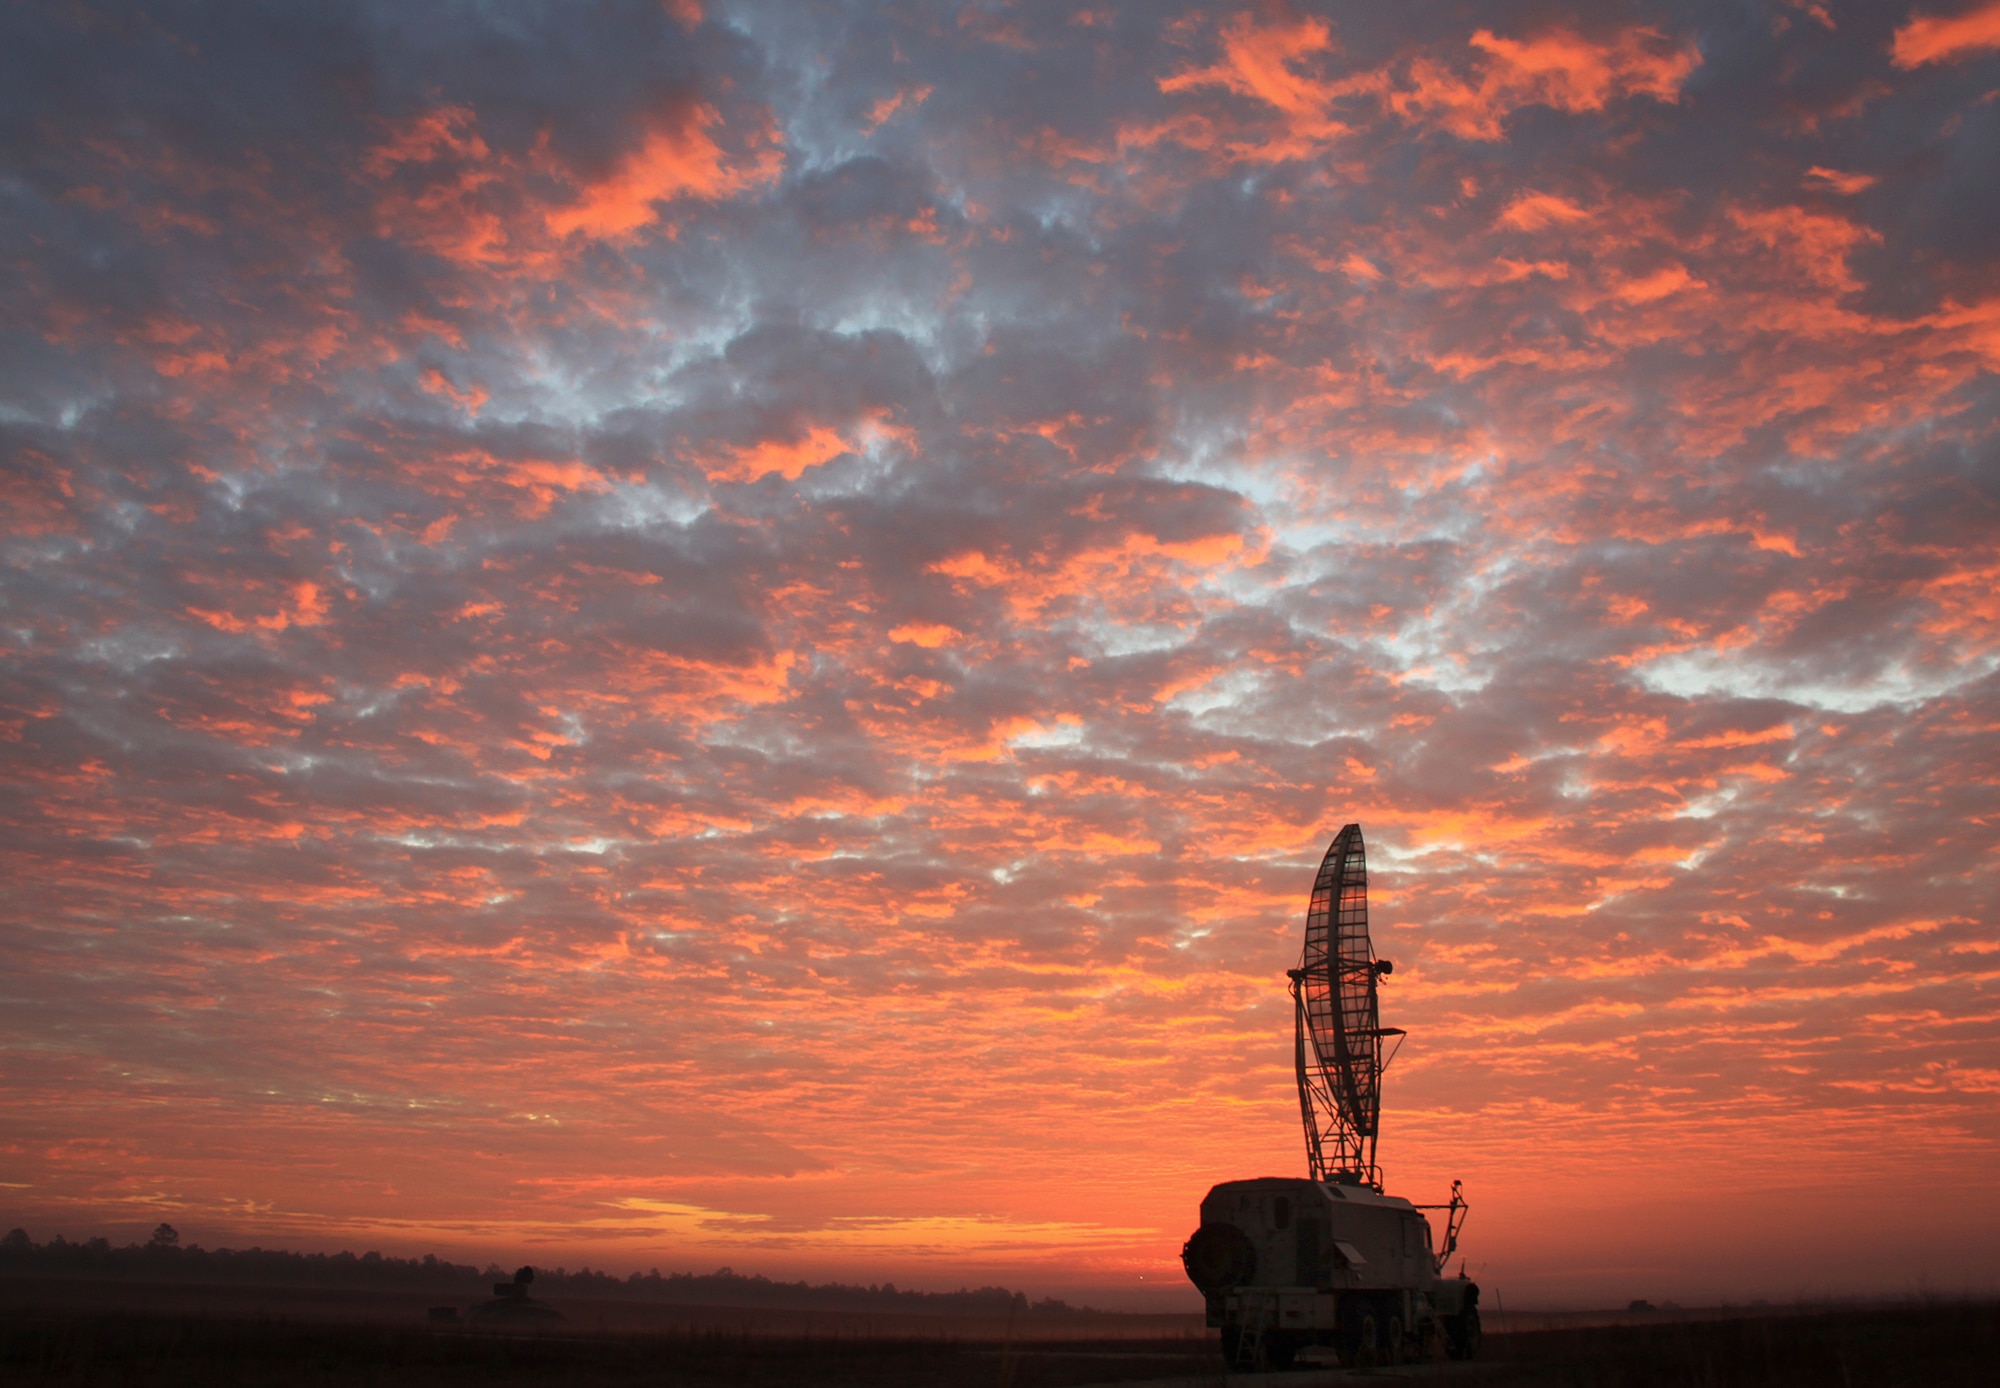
1182;1175;1480;1370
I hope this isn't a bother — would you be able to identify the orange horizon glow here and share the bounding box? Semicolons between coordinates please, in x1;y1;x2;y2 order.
2;1;1997;1312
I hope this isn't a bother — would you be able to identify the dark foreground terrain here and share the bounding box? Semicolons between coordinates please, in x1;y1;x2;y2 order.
1473;1301;2000;1388
1;1296;1994;1386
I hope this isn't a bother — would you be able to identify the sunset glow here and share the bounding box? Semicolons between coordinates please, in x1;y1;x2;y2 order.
2;1;1996;1309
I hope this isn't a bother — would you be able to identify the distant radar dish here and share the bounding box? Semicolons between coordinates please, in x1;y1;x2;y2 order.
1288;824;1404;1188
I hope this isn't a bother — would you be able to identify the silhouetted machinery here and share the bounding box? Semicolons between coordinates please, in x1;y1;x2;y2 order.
465;1264;565;1324
1181;825;1479;1371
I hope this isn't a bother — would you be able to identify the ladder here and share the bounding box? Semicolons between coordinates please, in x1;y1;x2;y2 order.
1234;1299;1274;1371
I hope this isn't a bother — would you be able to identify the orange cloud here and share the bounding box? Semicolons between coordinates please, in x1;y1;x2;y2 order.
696;410;917;485
1803;166;1876;195
1161;12;1339;119
186;580;331;635
888;622;960;648
1892;1;2000;67
366;100;781;272
1609;262;1704;304
703;423;852;483
426;449;614;518
1496;191;1592;231
927;529;1247;623
1154;10;1386;163
864;85;932;133
417;367;488;413
363;106;523;269
545;105;779;241
1729;203;1882;294
1394;26;1700;140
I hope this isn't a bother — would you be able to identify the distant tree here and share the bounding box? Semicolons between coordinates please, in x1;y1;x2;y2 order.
0;1226;1089;1314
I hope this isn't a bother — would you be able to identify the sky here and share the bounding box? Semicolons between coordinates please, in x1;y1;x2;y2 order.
2;0;1997;1311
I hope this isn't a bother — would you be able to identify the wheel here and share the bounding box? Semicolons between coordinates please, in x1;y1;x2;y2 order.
1387;1316;1405;1365
1446;1306;1482;1361
1220;1323;1241;1366
1265;1332;1299;1371
1344;1308;1380;1367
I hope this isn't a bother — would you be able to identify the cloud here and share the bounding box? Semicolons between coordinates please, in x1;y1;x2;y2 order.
544;103;781;241
1892;2;2000;68
1157;10;1359;155
1391;25;1702;140
365;98;780;270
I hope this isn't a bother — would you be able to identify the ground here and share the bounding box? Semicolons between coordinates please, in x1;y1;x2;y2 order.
1;1281;1993;1386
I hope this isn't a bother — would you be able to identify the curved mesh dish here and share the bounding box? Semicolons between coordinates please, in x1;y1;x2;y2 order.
1293;823;1397;1184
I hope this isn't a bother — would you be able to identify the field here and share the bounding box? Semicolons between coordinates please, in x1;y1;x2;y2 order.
2;1280;1995;1386
1473;1301;2000;1387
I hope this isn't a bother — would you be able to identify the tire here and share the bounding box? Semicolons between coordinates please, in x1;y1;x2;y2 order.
1344;1308;1380;1368
1265;1332;1298;1371
1446;1306;1482;1361
1220;1323;1241;1367
1387;1316;1405;1365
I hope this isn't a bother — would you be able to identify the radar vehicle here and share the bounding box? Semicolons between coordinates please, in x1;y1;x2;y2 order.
1180;824;1479;1371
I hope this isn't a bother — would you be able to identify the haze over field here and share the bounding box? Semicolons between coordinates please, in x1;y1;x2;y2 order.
2;0;1996;1309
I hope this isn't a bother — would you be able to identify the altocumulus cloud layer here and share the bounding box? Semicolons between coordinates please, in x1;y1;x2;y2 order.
2;0;1997;1305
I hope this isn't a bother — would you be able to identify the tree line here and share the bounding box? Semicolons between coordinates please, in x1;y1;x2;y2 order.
0;1226;1086;1313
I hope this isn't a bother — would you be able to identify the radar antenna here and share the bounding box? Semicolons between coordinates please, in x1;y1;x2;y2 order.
1287;824;1404;1188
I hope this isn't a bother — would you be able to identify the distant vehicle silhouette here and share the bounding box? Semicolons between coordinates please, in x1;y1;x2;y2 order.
466;1263;566;1325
